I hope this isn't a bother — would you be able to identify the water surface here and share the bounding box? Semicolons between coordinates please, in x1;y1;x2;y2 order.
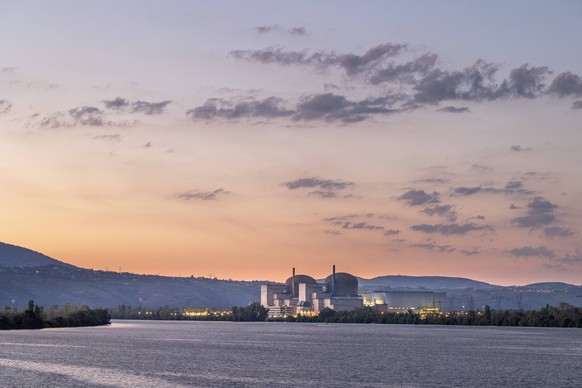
1;321;581;387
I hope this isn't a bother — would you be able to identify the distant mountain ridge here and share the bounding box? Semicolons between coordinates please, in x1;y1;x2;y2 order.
0;242;76;268
1;241;580;310
358;275;498;290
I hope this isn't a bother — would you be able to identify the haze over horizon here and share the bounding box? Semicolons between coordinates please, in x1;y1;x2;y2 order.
1;1;581;286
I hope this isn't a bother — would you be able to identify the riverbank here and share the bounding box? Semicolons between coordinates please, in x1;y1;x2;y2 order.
0;300;110;330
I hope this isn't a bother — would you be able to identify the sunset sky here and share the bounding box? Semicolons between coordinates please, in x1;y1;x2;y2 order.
1;1;582;285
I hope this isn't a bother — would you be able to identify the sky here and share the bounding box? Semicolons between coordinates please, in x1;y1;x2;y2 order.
1;1;582;285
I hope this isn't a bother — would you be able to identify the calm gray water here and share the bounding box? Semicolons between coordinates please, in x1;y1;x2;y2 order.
0;321;581;387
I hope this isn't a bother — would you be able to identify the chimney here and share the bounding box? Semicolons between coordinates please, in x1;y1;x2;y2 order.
332;264;336;297
292;267;296;298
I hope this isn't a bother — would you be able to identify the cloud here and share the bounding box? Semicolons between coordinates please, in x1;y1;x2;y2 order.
231;43;407;76
187;93;406;123
572;100;582;110
342;221;384;230
187;96;293;121
130;100;172;115
547;71;582;97
103;98;171;115
283;177;354;191
335;43;408;76
472;163;493;171
68;106;104;126
410;223;492;235
308;190;337;198
485;182;534;195
507;246;555;258
558;252;582;266
397;189;440;206
293;93;401;123
499;64;551;98
510;145;531;152
2;67;16;72
460;248;481;256
413;59;500;104
453;186;482;196
414;178;449;184
231;46;333;67
452;181;533;197
232;42;579;106
103;97;130;110
289;27;307;35
255;25;278;34
94;134;121;142
511;197;557;228
33;107;137;129
0;100;12;114
544;226;576;238
421;204;457;221
384;229;400;236
254;25;307;35
505;181;523;190
509;204;519;210
369;52;438;85
324;230;340;236
177;188;229;201
410;243;455;253
437;106;470;113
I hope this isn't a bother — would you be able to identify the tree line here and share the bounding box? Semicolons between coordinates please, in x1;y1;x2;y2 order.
109;302;582;327
0;300;110;330
110;302;268;322
286;303;582;327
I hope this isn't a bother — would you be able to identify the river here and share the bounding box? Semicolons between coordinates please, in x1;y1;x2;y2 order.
0;320;581;387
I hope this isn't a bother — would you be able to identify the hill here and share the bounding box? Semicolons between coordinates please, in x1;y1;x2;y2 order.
0;242;261;309
358;275;497;290
0;242;75;268
1;241;580;311
0;266;262;309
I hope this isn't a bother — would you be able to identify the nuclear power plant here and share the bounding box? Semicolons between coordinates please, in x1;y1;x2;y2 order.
261;266;363;318
261;266;446;318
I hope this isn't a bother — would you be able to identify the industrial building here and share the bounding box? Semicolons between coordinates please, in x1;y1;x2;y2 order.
261;266;363;318
362;290;446;314
261;266;448;318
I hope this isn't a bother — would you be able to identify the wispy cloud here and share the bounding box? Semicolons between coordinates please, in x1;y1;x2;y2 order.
94;134;121;142
511;197;557;228
421;204;457;221
397;189;440;206
410;242;455;253
410;223;492;235
507;246;555;258
283;177;354;199
0;100;12;114
544;226;576;238
510;145;532;152
229;42;582;118
437;106;470;113
102;97;172;115
187;93;404;123
342;221;384;230
547;71;582;97
254;25;308;36
177;188;229;201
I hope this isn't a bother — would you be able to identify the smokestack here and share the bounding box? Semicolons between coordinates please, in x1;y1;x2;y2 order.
292;267;296;298
332;264;336;297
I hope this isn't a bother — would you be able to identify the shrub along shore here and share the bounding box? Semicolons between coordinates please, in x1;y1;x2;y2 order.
0;300;110;330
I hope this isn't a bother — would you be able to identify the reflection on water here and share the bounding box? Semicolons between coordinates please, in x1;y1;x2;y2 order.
1;321;581;387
